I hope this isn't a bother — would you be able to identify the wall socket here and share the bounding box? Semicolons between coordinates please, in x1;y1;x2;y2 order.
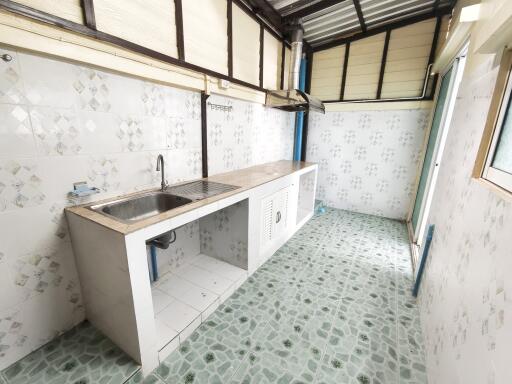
219;79;230;89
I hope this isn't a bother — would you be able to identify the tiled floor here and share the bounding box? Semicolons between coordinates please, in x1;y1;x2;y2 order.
152;253;248;352
0;321;139;384
1;208;426;384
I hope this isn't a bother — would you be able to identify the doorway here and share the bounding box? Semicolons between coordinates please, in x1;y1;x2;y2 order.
409;45;468;267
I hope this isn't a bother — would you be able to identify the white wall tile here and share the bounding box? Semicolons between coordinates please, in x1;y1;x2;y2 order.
0;48;25;104
0;44;295;369
0;104;37;157
30;106;83;156
206;94;294;175
18;52;76;108
0;158;46;212
307;108;429;219
417;54;512;384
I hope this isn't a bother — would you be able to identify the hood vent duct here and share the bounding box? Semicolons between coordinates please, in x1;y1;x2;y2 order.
265;22;325;114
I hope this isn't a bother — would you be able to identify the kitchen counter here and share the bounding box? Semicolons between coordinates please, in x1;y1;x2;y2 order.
66;160;315;235
65;159;318;375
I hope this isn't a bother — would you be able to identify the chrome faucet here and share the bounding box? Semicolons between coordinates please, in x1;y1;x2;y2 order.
156;154;167;191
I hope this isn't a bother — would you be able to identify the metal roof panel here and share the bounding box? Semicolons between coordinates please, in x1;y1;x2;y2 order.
266;0;453;49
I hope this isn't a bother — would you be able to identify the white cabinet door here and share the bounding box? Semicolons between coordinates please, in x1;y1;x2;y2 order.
272;186;290;239
259;185;292;254
260;193;274;248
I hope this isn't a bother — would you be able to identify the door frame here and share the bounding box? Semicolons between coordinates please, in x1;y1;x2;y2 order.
407;43;468;266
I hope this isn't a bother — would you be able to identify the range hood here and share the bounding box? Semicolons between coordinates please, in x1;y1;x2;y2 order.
266;24;325;114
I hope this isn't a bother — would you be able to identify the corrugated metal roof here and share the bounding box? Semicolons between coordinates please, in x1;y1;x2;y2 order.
266;0;454;49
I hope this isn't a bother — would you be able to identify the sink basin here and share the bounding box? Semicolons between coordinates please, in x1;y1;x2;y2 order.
87;181;239;224
89;192;192;223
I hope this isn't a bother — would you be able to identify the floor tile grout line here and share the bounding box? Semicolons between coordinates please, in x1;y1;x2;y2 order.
228;216;335;383
310;213;364;384
394;229;401;384
169;248;311;383
122;367;142;384
306;213;406;383
312;214;396;383
226;273;323;383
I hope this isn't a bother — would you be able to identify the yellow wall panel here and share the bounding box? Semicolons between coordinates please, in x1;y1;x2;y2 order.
381;18;436;99
183;0;228;75
311;46;345;100
15;0;83;24
263;31;281;90
232;4;259;85
311;18;440;101
94;0;177;58
344;33;385;100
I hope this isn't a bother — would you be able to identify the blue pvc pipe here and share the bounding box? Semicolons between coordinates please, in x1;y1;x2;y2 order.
293;57;307;161
412;224;435;297
150;245;158;282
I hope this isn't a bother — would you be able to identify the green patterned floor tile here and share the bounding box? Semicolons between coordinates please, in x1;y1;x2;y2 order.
2;321;139;384
2;208;427;384
124;371;163;384
156;306;269;384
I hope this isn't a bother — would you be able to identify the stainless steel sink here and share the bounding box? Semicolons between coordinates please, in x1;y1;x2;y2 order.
87;181;239;223
89;192;192;223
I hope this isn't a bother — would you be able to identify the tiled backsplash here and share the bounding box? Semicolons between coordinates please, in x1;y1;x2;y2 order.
0;46;294;369
206;94;294;175
306;108;430;220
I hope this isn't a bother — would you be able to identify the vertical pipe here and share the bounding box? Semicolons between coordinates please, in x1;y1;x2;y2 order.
201;92;209;178
259;23;264;88
150;245;158;282
301;49;313;162
412;224;435;297
280;41;285;90
227;0;233;77
293;56;307;161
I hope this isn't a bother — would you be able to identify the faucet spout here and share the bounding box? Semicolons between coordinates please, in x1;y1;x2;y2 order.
156;154;167;191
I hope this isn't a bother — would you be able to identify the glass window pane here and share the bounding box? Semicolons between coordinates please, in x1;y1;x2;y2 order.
492;91;512;174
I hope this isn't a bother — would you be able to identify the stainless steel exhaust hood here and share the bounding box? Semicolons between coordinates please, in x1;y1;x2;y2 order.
266;24;325;114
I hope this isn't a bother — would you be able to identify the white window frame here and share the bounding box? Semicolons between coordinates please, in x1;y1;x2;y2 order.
483;62;512;192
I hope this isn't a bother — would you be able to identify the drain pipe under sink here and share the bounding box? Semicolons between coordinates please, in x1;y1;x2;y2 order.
150;245;158;282
147;230;177;282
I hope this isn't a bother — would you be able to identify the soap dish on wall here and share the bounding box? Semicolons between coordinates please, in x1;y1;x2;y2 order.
68;181;100;198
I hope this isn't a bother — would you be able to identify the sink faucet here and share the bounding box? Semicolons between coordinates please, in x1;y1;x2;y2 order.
156;154;167;191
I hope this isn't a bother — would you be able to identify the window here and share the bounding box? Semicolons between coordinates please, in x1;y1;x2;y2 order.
484;70;512;191
474;49;512;193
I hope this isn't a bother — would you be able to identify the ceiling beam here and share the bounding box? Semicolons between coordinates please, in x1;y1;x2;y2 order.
352;0;367;33
243;0;283;32
233;0;286;42
278;0;312;15
313;6;452;51
282;0;346;22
